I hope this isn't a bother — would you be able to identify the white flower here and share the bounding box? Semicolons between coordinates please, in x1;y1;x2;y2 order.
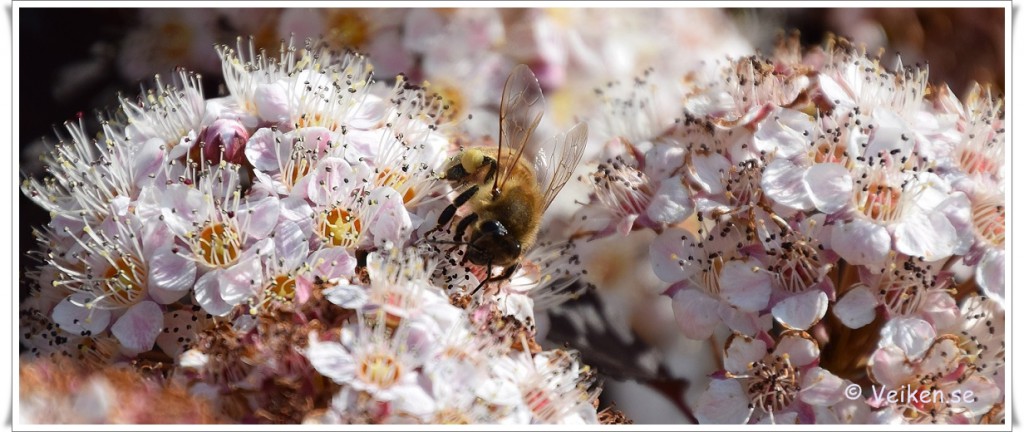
696;332;843;424
868;328;1001;424
306;312;434;420
119;70;206;162
652;223;773;338
491;350;600;424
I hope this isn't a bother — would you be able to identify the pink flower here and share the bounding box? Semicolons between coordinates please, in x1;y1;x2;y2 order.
652;223;774;338
696;332;851;424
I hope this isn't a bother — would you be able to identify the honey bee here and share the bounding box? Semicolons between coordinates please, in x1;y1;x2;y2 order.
431;64;588;293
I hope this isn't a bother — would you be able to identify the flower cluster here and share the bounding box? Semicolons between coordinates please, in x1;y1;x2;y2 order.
570;34;1005;424
21;37;606;424
20;9;1005;426
45;8;750;170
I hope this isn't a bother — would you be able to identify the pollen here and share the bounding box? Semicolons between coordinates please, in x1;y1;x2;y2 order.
745;353;799;414
376;169;416;203
589;155;651;218
195;223;242;268
425;81;466;123
854;182;903;222
812;141;849;166
319;207;362;247
268;275;297;301
101;255;147;308
357;351;402;389
283;150;314;190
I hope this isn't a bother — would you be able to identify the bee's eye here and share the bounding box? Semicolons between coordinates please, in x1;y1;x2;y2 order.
480;220;507;236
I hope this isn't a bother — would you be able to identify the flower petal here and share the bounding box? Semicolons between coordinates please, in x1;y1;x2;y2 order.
274;219;310;271
958;374;1001;417
718;306;772;336
323;281;368;309
389;383;437;419
160;184;208;236
219;255;264;306
307;157;356;206
194;270;233;316
671;288;721;340
254;82;290;125
156;308;202;358
919;336;960;377
110;301;164;355
803;163;852;214
646;176;693;224
308;247;357;280
643;145;686;182
864;108;911;158
878;316;935;360
831;218;891;267
695;379;752;424
650;227;696;284
306;334;356;384
776;332;820;367
132;138;165;188
833;284;878;329
237;195;281;240
918;290;959;334
719;258;772;312
867;345;914;389
800;366;846;406
772;290;829;330
762;159;813;211
976;249;1005;306
687;152;731;194
52;293;111;335
147;246;198;304
753;107;815;159
367;187;412;247
245;127;287;172
817;74;855;110
724;334;767;375
893;211;957;261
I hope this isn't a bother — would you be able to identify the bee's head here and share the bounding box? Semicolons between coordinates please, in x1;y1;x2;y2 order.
467;220;521;267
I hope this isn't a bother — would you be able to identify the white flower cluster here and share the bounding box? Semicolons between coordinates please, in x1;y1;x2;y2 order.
21;38;601;424
570;35;1005;424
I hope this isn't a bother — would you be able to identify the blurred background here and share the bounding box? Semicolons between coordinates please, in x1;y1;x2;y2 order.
18;7;1005;424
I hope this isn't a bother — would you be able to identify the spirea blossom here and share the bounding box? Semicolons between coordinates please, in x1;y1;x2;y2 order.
22;36;605;425
570;34;1005;425
20;10;1004;426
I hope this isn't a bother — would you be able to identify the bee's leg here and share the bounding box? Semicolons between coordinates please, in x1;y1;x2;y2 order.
471;262;520;295
426;185;479;238
447;213;479;255
481;156;498;184
471;261;494;295
453;213;478;242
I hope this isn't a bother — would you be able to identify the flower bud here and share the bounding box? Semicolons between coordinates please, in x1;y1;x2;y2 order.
201;118;249;164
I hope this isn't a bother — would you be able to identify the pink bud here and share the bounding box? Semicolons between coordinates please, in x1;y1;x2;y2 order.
201;118;250;164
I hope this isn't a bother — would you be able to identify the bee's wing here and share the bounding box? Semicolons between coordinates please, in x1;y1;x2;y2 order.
496;64;545;195
536;122;588;212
